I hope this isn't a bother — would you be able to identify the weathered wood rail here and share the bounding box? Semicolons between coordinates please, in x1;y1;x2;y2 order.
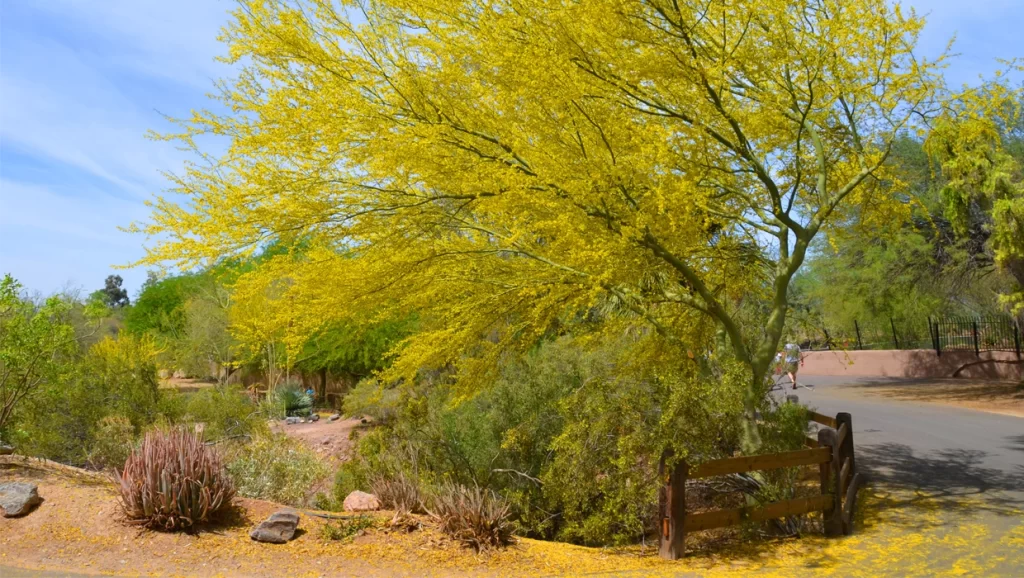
659;409;860;559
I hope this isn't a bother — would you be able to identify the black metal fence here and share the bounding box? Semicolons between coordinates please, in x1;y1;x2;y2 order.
798;315;1022;358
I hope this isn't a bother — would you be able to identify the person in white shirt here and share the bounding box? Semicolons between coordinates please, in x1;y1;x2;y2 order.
782;343;801;390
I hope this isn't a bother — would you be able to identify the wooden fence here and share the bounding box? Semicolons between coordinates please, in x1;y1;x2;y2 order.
659;409;860;559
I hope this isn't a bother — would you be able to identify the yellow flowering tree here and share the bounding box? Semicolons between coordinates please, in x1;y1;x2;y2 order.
136;0;963;441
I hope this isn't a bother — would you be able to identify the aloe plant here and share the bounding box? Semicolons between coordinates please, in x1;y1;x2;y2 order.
115;428;235;531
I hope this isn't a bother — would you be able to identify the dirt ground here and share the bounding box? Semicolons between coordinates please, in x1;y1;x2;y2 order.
841;379;1024;417
270;415;369;461
3;459;1022;577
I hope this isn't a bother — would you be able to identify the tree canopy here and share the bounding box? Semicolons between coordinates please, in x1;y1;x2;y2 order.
133;0;1018;442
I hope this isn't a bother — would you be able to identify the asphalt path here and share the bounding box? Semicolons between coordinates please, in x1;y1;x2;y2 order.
779;375;1024;511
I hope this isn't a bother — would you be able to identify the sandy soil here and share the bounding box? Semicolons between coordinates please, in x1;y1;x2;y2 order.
841;379;1024;417
270;415;369;461
2;460;1022;577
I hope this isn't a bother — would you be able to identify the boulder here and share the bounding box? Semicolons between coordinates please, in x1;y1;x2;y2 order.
343;490;380;512
0;443;14;456
0;482;43;517
309;413;320;422
328;414;341;422
250;510;300;544
284;416;301;425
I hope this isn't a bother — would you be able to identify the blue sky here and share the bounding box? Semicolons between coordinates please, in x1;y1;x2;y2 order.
1;0;1021;298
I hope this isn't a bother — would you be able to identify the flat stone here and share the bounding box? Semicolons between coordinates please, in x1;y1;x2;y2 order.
0;443;14;455
343;490;380;512
328;414;340;422
250;510;300;544
309;413;320;422
0;482;43;517
284;416;301;425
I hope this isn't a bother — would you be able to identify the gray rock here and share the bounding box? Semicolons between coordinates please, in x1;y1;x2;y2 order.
284;416;301;425
0;443;14;455
250;510;300;543
0;482;43;517
328;414;341;422
309;413;320;422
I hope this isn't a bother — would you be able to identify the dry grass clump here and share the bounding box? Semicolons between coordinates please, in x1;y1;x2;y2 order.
370;471;425;514
115;428;235;531
427;481;513;550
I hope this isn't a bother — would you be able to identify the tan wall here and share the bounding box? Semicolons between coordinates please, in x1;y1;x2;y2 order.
802;349;1023;380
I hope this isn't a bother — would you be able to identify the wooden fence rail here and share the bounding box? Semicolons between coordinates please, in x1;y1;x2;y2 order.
659;409;860;559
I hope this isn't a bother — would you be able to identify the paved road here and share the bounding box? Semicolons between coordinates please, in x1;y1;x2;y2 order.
783;375;1024;511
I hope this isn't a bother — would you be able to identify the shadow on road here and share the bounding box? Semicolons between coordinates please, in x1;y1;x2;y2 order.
859;442;1024;519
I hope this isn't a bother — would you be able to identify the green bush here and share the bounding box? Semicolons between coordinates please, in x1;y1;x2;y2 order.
184;385;266;441
86;415;136;470
340;336;751;546
330;459;372;507
11;335;162;466
320;516;376;541
225;433;329;506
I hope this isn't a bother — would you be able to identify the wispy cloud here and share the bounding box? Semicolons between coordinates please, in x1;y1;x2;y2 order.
0;0;234;296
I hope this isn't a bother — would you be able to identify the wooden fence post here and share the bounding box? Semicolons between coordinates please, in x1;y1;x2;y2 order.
835;412;856;535
817;427;843;537
659;451;687;559
835;413;855;481
854;320;863;350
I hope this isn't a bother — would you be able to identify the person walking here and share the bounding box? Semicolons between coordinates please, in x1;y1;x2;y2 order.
783;342;802;390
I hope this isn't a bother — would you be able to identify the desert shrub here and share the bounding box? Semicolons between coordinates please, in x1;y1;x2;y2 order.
225;433;329;506
86;415;136;470
116;428;236;531
330;459;372;505
427;482;513;550
342;335;749;546
184;385;266;441
740;401;814;535
370;471;425;514
541;358;747;545
11;334;163;466
320;515;376;541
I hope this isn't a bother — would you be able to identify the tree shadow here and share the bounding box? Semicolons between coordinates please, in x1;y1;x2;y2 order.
857;442;1024;520
841;378;1023;405
1003;434;1024;454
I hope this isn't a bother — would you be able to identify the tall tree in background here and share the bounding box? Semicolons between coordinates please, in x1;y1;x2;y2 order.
135;0;1012;446
91;275;130;310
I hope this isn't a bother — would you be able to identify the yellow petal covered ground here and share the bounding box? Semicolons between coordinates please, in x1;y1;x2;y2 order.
2;467;1021;577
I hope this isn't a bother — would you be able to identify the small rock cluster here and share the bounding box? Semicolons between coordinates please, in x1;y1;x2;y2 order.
283;413;322;425
0;482;42;517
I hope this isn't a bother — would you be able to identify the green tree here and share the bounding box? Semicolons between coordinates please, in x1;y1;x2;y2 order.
0;275;77;438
